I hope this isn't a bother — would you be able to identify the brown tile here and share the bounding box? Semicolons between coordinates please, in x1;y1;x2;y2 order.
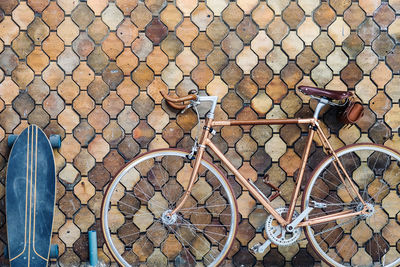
206;48;228;74
312;32;334;59
130;2;152;30
0;47;18;75
118;106;139;132
145;17;168;45
0;77;18;104
160;4;182;31
88;106;110;133
11;62;34;89
27;46;49;75
42;62;64;89
146;46;168;75
267;17;289;43
102;32;123;60
389;18;400;43
87;46;108;74
374;3;395;29
266;47;288;74
43;91;65;118
73;177;95;204
116;48;138;76
73;150;95;177
28;105;50;129
131;62;154;89
88;163;110;190
330;0;351;15
145;0;166;14
58;107;80;133
206;17;228;45
58;76;79;104
341;61;362;88
191;61;213;89
359;0;381;15
371;61;392;88
370;91;391;118
131;33;153;61
192;2;213;31
73;120;95;146
358;18;380;45
160;33;183;60
266;76;288;103
72;32;94;60
0;106;19;132
103;63;124;90
132;91;154;119
0;0;18;14
281;62;302;88
221;32;243;59
222;2;243;29
28;77;49;104
74;206;94;233
116;77;139;104
42;32;64;60
59;192;80;218
72;62;94;89
162;121;183;146
42;1;64;30
12;2;34;30
116;0;137;15
282;1;305;29
237;16;258;43
101;2;123;31
27;0;49;12
314;2;336;29
192;32;213;60
344;3;366;30
71;3;94;30
221;61;243;88
88;17;108;44
387;45;400;73
102;91;124;118
372;32;395;58
176;17;198;46
0;17;19;45
12;92;34;119
117;18;138;46
176;0;196;16
282;31;304;60
73;91;95;118
175;47;197;76
103;120;124;147
343;33;364;59
87;0;107;15
57;17;79;45
87;76;109;104
297;47;319;74
103;149;125;176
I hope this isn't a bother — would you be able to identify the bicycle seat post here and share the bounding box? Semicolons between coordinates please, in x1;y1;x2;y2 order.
313;98;329;120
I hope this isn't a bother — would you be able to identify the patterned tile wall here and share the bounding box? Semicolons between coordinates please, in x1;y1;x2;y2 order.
0;0;399;266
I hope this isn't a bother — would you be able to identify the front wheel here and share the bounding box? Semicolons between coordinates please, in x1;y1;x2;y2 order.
302;144;400;267
101;149;238;267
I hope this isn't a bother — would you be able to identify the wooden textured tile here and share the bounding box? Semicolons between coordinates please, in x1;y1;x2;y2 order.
102;2;123;31
344;3;365;30
282;1;304;29
314;2;336;29
58;76;79;104
42;32;64;60
71;3;94;30
43;91;64;119
11;62;34;89
57;17;79;45
117;18;138;46
28;77;49;104
12;91;34;119
160;3;182;31
0;0;18;14
267;17;289;43
0;16;19;45
88;17;108;44
12;2;34;30
130;2;152;30
221;32;243;60
0;47;18;75
358;18;380;45
87;46;108;74
145;18;168;45
131;33;153;61
102;32;123;60
192;2;213;31
222;2;243;29
27;46;49;75
176;17;198;46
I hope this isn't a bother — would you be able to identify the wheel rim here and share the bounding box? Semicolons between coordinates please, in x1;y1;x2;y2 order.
101;149;237;267
303;144;400;267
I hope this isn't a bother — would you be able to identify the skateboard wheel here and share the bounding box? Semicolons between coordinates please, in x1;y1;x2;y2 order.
7;135;18;148
50;244;59;259
49;135;61;148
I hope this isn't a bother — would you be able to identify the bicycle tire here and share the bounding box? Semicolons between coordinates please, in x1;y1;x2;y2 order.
101;149;238;267
302;143;400;267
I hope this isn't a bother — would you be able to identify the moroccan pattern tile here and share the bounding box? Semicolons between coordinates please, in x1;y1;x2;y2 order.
0;0;399;266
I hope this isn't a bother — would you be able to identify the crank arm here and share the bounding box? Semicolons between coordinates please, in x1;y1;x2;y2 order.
286;206;313;231
250;239;271;254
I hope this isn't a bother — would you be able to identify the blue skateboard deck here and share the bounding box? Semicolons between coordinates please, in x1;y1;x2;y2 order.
6;125;56;267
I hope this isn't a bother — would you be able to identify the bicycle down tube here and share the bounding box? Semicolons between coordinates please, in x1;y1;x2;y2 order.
170;116;368;227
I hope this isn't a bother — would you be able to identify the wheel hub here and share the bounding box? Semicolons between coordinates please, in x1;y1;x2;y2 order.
161;210;178;225
265;207;301;246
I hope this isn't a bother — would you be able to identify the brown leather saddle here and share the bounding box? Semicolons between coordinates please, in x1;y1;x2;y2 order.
298;86;352;100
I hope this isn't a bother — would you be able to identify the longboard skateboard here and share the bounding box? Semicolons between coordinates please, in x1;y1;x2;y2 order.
6;125;60;266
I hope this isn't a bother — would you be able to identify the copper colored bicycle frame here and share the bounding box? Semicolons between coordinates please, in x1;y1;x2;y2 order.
169;116;369;228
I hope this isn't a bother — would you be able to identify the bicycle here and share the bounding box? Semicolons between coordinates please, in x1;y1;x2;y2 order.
101;86;400;267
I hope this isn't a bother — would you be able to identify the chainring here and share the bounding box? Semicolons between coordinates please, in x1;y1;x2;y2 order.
265;207;301;246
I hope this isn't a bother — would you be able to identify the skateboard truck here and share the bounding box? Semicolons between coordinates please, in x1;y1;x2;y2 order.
263;174;280;201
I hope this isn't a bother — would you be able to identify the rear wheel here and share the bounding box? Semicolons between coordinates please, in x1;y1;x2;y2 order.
303;144;400;266
101;149;238;267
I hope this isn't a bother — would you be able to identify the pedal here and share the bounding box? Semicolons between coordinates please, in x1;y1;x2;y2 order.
250;240;271;254
263;174;280;201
